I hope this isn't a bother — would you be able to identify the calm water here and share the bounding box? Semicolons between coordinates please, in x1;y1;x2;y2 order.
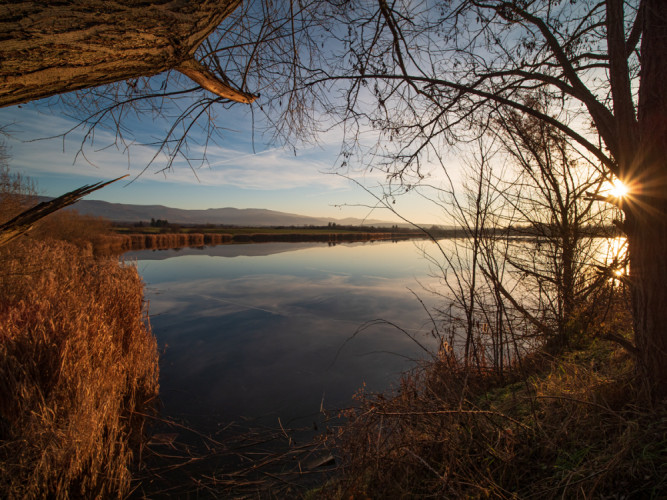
126;239;442;431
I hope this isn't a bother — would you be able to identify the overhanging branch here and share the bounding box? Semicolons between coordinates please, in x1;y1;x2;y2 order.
308;72;615;172
176;57;257;104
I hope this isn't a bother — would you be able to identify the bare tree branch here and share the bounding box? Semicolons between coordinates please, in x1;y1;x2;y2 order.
0;175;127;246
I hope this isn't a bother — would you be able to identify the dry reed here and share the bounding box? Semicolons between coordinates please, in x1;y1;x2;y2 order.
92;231;415;254
0;238;159;499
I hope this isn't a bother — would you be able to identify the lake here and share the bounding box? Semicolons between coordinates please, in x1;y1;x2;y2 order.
125;239;444;432
125;236;625;495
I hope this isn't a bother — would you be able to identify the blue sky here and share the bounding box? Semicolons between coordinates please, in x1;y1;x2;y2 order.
0;96;456;225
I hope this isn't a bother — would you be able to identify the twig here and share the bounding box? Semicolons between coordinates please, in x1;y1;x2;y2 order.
404;448;449;486
377;409;530;430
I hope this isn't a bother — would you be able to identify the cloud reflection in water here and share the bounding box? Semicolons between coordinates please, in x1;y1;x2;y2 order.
132;240;441;428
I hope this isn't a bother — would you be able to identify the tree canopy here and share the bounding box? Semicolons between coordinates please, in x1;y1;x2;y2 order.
281;0;666;399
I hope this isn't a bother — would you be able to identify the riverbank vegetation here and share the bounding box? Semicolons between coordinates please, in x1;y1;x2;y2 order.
87;222;425;254
0;165;159;498
96;229;422;254
306;228;667;498
322;297;666;498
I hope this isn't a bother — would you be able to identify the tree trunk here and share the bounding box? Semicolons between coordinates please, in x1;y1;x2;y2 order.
0;0;255;107
628;0;667;401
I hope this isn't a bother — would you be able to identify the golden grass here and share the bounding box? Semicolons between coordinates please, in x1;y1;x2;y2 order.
92;232;233;254
0;239;159;499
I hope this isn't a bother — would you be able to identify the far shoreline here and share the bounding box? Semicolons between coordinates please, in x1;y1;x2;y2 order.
91;222;620;255
95;228;428;254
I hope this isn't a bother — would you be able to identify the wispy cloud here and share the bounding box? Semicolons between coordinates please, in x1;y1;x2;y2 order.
159;141;349;190
1;107;354;190
0;104;457;223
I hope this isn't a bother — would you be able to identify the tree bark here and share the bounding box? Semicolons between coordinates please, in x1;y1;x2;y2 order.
0;0;256;107
628;0;667;401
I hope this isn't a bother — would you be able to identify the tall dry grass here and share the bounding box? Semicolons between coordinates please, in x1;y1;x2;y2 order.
33;209;112;248
92;232;234;254
0;239;159;499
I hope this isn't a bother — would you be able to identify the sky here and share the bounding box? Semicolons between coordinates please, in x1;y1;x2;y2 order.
0;96;455;226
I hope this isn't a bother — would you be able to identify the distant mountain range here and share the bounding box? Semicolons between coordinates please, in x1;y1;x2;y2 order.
58;198;402;227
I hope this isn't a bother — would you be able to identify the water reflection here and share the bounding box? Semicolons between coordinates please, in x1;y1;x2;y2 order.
594;236;628;277
130;240;440;430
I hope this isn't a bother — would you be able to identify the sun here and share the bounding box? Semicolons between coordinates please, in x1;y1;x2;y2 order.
609;178;629;198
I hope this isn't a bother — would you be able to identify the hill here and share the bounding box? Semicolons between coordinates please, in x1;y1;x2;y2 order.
57;198;401;227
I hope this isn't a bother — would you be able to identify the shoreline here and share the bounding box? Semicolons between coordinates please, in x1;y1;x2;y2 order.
95;231;426;254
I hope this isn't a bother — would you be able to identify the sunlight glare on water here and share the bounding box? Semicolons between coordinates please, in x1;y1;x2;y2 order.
595;236;628;277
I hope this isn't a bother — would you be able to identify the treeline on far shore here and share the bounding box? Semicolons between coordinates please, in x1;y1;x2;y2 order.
94;220;623;254
96;230;423;254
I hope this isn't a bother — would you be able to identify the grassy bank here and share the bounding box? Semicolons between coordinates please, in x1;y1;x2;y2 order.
0;238;159;498
318;312;666;498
